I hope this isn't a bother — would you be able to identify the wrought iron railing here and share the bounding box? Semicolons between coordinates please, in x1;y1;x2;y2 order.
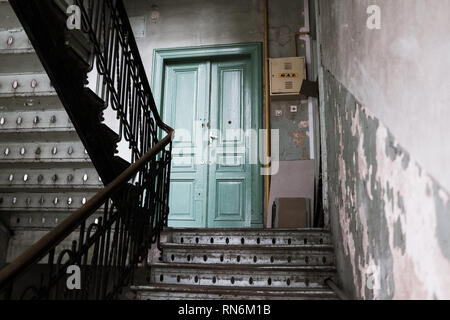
0;0;173;300
78;0;171;163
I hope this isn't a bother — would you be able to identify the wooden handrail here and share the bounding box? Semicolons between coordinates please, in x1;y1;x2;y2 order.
0;129;174;290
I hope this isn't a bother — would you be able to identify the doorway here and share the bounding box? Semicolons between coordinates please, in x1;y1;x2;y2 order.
152;44;263;228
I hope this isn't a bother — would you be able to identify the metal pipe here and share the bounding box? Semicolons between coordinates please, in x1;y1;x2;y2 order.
263;0;271;227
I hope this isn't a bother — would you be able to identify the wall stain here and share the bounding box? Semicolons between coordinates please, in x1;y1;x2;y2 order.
288;130;307;147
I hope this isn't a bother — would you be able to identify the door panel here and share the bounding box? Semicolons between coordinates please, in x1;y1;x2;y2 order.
207;59;255;228
164;62;209;228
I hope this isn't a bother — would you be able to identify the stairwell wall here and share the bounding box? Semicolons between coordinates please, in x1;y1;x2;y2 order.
318;0;450;299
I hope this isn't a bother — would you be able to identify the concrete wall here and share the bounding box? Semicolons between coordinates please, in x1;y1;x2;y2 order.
318;0;450;299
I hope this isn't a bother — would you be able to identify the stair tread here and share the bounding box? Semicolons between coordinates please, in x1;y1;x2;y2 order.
151;262;336;271
132;283;337;296
166;228;330;233
162;243;334;251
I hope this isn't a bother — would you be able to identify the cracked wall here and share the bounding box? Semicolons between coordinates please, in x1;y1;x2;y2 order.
323;70;450;299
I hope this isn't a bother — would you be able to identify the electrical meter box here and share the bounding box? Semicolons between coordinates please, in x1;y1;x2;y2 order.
269;57;306;96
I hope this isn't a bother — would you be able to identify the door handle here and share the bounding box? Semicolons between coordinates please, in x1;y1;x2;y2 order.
209;135;218;145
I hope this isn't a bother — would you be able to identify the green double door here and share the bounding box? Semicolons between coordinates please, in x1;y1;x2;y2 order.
162;57;262;228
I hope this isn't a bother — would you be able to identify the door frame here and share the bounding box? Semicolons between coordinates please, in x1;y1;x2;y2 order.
151;43;264;228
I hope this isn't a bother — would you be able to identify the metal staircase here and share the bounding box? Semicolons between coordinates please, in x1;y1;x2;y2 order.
0;0;102;267
0;0;173;300
131;228;339;300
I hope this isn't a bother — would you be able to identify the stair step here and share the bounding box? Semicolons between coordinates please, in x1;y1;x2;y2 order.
0;73;55;97
0;95;62;112
0;141;91;163
150;263;335;289
0;109;74;134
161;243;335;266
167;228;331;246
0;29;33;54
131;284;338;300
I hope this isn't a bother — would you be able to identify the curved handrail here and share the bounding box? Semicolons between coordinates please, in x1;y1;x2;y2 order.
0;129;173;292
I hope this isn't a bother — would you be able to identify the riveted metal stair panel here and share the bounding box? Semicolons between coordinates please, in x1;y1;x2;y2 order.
133;284;339;300
132;228;338;300
0;110;75;133
0;167;102;190
0;141;92;163
161;243;335;266
150;263;335;289
0;73;55;97
0;191;99;212
170;228;332;246
0;0;103;265
0;95;62;111
0;28;34;54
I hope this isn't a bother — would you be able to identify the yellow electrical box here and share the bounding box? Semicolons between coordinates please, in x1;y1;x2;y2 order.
269;57;306;96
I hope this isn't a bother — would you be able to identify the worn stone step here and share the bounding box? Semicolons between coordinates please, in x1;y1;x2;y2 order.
161;243;335;266
150;263;335;289
131;284;338;300
166;228;332;246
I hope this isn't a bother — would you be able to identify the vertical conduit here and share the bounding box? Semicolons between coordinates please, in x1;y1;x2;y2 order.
264;0;271;227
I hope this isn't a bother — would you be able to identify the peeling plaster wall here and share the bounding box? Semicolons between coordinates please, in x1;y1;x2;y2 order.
318;0;450;299
324;70;450;299
319;0;450;192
